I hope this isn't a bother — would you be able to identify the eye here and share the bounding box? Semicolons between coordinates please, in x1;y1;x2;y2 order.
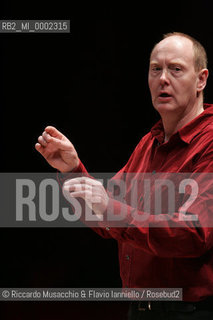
151;65;161;72
170;65;182;72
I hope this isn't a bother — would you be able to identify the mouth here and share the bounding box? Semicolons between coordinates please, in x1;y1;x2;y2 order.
158;92;172;102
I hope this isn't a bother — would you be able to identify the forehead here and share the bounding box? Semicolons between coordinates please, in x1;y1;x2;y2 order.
150;36;194;64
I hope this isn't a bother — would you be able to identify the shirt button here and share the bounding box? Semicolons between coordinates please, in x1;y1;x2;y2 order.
125;255;130;260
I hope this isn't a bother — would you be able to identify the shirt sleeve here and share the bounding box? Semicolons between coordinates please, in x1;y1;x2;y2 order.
99;143;213;258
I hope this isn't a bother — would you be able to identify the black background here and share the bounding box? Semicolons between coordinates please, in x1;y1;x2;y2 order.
1;0;213;319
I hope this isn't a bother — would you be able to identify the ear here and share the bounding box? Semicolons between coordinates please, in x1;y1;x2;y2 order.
197;69;209;93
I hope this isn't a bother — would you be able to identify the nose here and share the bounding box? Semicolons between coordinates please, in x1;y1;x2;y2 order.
159;69;170;86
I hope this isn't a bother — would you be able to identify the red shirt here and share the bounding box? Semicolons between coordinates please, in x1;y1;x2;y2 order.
68;103;213;302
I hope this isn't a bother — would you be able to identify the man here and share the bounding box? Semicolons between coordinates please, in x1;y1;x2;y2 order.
36;32;213;319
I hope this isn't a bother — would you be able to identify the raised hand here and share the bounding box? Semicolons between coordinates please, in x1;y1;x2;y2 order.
35;126;79;172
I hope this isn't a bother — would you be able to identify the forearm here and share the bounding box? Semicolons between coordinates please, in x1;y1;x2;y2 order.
97;197;212;258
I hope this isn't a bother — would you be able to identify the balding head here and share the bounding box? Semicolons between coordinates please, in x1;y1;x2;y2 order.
151;32;207;72
150;36;195;73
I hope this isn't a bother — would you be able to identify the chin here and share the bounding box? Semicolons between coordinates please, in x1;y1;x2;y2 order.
154;103;176;113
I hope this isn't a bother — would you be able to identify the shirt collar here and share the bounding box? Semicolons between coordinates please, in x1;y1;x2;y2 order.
151;104;213;145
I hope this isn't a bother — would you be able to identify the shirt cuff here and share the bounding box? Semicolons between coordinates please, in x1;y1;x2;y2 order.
98;198;134;229
57;160;89;186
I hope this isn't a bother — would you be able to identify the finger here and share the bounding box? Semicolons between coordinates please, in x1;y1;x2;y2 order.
68;190;102;204
63;177;101;187
35;143;46;156
35;143;42;152
63;183;92;193
42;131;51;142
38;135;47;147
68;190;92;199
45;135;71;150
45;126;65;139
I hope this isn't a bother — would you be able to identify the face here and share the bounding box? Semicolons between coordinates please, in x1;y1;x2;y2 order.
148;36;205;117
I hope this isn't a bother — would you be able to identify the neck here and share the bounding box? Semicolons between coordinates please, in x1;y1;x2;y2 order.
162;98;204;142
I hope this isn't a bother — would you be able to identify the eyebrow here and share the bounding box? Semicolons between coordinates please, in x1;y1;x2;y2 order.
149;60;187;66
